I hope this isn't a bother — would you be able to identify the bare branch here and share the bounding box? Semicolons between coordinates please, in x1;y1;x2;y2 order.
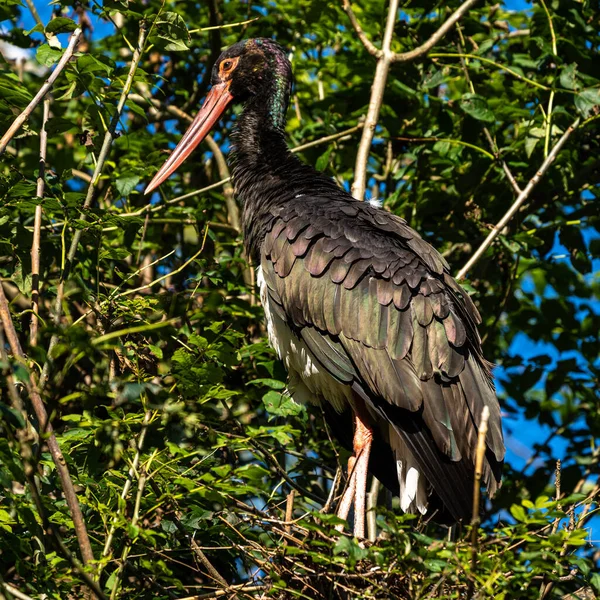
292;123;364;152
391;0;480;63
341;0;381;57
0;29;82;156
351;0;399;200
366;477;380;542
468;405;490;599
1;582;34;600
456;118;580;280
29;97;50;346
501;160;522;195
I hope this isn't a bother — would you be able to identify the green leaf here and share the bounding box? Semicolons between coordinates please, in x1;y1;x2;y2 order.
0;73;33;108
248;378;286;389
46;17;78;34
99;247;131;260
591;572;600;593
148;344;163;359
510;504;527;522
149;12;190;52
36;43;63;67
559;63;579;90
77;54;115;76
422;68;446;89
262;391;303;418
575;87;600;118
24;23;44;36
315;145;333;171
433;140;450;156
459;93;495;122
115;174;140;197
0;403;26;429
46;117;79;136
525;136;540;158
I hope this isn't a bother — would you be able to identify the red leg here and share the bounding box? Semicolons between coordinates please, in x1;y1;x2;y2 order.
352;413;373;538
335;408;374;538
336;456;357;527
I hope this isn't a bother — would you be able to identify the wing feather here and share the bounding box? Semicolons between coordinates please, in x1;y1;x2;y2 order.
260;202;504;521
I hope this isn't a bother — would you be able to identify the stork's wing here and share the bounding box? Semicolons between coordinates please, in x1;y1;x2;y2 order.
260;197;504;520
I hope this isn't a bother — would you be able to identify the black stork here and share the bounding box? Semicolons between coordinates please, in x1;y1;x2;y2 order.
145;38;505;537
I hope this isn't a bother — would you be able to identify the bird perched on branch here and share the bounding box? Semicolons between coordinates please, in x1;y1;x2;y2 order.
145;38;504;537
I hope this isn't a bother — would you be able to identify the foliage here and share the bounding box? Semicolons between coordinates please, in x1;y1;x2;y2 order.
0;0;599;598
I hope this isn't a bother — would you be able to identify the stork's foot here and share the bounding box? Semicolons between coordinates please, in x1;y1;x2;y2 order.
335;410;373;538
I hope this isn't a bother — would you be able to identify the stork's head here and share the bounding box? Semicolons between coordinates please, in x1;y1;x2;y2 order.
145;38;292;195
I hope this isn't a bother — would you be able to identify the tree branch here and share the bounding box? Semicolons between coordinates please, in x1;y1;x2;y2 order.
341;0;381;57
391;0;480;63
0;29;82;156
468;405;490;599
350;0;398;200
29;97;50;346
456;118;580;280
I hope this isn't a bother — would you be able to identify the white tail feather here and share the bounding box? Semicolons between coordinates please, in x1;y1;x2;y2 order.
391;426;429;515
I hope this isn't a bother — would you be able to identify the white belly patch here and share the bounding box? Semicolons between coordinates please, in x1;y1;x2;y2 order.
257;266;352;413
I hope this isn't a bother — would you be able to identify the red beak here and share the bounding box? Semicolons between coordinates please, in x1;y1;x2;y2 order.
144;81;234;195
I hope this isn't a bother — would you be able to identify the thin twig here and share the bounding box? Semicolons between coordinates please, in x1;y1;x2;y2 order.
23;0;43;27
350;0;399;200
457;117;580;280
540;0;557;161
29;97;50;346
292;123;364;152
39;23;148;391
430;52;552;92
190;539;231;591
0;29;82;155
188;16;259;34
285;489;296;534
551;460;562;535
395;135;495;160
146;478;232;593
390;0;479;63
468;405;490;599
367;477;380;542
1;582;33;600
177;584;269;600
341;0;380;57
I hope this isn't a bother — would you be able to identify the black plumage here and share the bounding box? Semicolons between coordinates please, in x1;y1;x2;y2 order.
145;38;505;532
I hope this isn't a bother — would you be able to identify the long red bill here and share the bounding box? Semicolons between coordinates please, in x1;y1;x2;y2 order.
144;81;233;195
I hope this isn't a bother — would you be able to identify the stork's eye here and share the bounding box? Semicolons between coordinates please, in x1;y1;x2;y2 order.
219;57;239;77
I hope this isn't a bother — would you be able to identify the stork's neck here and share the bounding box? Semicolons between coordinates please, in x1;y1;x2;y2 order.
231;92;341;260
